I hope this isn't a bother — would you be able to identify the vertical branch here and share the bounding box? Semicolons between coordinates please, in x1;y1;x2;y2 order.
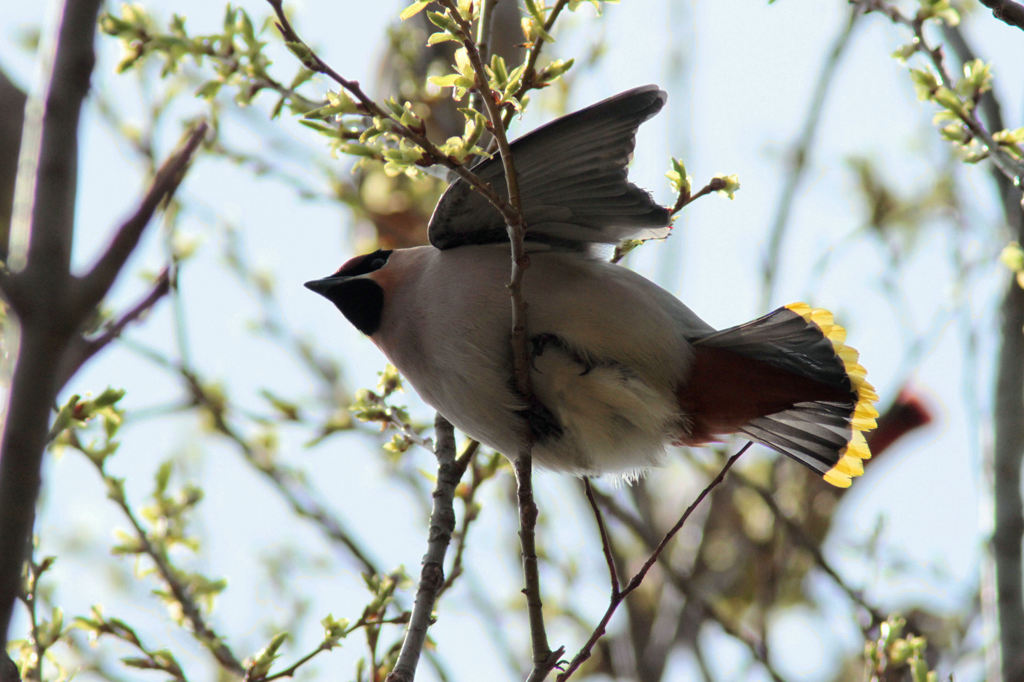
0;71;26;257
475;0;498;67
938;25;1024;678
8;0;104;276
0;0;105;641
760;6;859;308
992;166;1024;681
993;249;1024;682
438;2;560;676
386;415;469;682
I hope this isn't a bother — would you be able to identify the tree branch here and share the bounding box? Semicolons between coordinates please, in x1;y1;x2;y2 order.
978;0;1024;32
942;23;1024;679
436;3;558;675
75;121;207;314
80;448;245;675
558;444;751;681
883;14;1024;678
7;0;104;280
264;0;518;225
0;0;105;643
386;414;470;682
855;0;1024;184
58;267;172;386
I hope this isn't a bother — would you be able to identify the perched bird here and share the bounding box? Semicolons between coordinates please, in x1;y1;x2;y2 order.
306;85;878;487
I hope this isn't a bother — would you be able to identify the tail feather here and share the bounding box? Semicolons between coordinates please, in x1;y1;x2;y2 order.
684;303;878;488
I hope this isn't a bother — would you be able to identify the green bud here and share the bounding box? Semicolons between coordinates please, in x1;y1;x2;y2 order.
714;174;741;199
909;68;939;101
247;632;288;678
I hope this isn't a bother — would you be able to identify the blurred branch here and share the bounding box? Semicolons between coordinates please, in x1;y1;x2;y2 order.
387;415;470;682
0;0;104;642
221;228;351;398
58;267;172;386
179;361;384;576
731;470;884;626
0;70;26;260
75;122;207;314
6;1;100;277
558;443;751;681
993;279;1024;680
79;446;245;675
761;5;859;307
935;20;1024;682
583;467;787;682
121;324;385;576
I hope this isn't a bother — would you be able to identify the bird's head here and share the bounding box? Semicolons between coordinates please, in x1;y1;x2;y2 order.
305;248;393;336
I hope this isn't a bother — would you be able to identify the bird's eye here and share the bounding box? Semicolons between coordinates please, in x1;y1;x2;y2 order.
334;249;392;277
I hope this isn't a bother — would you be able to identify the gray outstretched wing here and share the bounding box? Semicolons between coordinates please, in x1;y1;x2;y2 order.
428;85;671;250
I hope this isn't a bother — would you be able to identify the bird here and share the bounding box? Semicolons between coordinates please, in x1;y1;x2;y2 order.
306;85;878;488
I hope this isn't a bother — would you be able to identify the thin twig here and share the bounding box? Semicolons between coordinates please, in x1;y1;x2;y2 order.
582;481;785;680
558;444;751;681
126;337;384;575
670;176;729;217
386;415;470;682
472;0;498;117
81;452;245;675
855;0;1024;183
75;121;208;313
58;267;172;386
264;0;518;226
582;478;619;594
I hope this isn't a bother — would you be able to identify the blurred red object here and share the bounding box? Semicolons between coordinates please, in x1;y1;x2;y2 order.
867;387;934;456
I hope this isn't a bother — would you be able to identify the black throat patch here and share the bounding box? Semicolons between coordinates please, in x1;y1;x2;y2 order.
323;278;384;336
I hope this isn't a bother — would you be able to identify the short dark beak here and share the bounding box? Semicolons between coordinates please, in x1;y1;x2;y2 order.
304;275;343;298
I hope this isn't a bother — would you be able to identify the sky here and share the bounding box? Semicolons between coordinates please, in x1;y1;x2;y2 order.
2;0;1023;680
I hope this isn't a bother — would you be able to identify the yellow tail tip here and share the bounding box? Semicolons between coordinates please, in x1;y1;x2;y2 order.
785;303;879;488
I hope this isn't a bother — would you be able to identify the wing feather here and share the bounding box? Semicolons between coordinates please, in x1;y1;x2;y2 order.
428;85;671;250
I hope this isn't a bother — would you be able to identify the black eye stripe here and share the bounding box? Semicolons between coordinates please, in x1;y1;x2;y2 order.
334;249;393;277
